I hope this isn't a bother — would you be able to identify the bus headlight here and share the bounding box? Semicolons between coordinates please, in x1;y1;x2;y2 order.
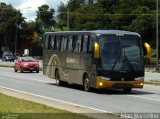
99;82;103;86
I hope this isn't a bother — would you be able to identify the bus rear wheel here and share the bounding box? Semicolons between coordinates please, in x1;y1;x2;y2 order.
83;76;90;92
55;70;61;86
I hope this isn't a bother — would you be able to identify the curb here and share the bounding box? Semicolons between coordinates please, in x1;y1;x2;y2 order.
0;86;120;119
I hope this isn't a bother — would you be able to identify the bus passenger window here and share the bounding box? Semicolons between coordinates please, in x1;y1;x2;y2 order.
68;35;73;51
89;35;93;52
55;36;61;50
51;36;55;50
74;35;82;53
61;36;67;51
82;35;88;52
48;35;55;50
44;35;49;50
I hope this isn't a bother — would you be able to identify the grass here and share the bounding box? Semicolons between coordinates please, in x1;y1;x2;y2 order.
0;64;14;68
145;80;160;86
150;80;160;83
0;93;94;119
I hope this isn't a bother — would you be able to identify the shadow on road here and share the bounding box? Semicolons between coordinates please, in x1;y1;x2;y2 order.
47;83;154;95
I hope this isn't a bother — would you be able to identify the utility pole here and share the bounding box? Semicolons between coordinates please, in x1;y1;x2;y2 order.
15;25;17;53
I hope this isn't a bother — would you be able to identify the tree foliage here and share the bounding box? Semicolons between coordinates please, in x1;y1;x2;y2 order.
57;0;159;47
35;4;56;45
36;4;55;32
0;3;24;51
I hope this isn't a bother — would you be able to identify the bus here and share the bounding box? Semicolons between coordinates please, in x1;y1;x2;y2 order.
43;30;151;93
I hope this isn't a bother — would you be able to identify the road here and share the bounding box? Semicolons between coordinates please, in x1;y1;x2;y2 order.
0;67;160;115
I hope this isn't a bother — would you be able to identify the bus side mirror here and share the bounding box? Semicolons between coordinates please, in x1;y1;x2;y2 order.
94;42;100;59
143;43;152;59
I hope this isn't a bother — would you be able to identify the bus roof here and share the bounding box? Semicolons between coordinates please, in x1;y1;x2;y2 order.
45;30;140;36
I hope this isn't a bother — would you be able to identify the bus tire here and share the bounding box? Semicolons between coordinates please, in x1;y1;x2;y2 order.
123;88;132;93
83;75;90;92
55;70;61;86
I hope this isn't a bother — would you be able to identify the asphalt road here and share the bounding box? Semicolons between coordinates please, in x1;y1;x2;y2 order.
0;67;160;115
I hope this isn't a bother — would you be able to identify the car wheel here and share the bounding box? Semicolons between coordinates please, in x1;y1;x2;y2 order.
36;70;39;73
83;75;90;92
20;68;23;73
14;67;17;72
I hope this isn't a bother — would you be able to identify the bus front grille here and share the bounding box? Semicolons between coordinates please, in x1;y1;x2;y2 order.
110;77;134;81
112;83;132;89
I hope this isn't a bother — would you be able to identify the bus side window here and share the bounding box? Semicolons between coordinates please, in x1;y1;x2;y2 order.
55;35;61;50
44;35;49;50
48;35;55;50
89;35;93;53
61;36;67;51
74;35;82;53
67;35;73;52
82;35;88;53
51;35;55;50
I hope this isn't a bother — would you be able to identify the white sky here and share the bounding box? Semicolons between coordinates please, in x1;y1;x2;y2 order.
1;0;65;21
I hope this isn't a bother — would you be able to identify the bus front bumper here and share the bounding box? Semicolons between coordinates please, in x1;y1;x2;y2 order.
96;77;144;89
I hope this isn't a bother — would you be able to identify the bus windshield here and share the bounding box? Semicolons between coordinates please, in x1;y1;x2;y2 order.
99;36;143;72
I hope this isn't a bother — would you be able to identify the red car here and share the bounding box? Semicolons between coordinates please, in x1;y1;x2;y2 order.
14;57;39;73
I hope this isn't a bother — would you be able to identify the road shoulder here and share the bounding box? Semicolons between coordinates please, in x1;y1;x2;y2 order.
0;86;120;119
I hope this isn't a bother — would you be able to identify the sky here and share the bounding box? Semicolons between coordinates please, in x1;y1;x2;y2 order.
1;0;65;21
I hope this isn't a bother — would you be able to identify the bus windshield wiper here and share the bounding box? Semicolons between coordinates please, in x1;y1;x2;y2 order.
111;54;120;71
122;51;136;73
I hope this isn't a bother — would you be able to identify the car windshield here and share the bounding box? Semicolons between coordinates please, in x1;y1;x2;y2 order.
21;57;36;62
99;36;143;72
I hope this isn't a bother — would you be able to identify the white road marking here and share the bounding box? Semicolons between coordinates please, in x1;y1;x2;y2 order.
0;73;53;84
0;85;112;114
127;95;160;102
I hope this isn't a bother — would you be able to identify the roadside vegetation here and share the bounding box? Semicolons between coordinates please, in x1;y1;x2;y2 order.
0;93;94;119
145;80;160;86
0;0;159;53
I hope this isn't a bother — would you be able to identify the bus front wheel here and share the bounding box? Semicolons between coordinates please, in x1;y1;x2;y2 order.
55;70;61;86
83;76;90;92
123;88;132;93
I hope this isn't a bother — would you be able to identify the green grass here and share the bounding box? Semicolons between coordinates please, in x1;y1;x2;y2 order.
0;93;94;119
0;64;14;68
150;80;160;83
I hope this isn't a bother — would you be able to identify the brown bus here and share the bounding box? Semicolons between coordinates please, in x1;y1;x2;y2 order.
43;30;151;93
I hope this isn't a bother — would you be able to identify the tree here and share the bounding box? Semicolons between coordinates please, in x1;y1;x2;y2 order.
57;2;68;30
34;4;56;46
57;0;158;47
0;3;24;52
36;4;55;33
128;6;156;46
